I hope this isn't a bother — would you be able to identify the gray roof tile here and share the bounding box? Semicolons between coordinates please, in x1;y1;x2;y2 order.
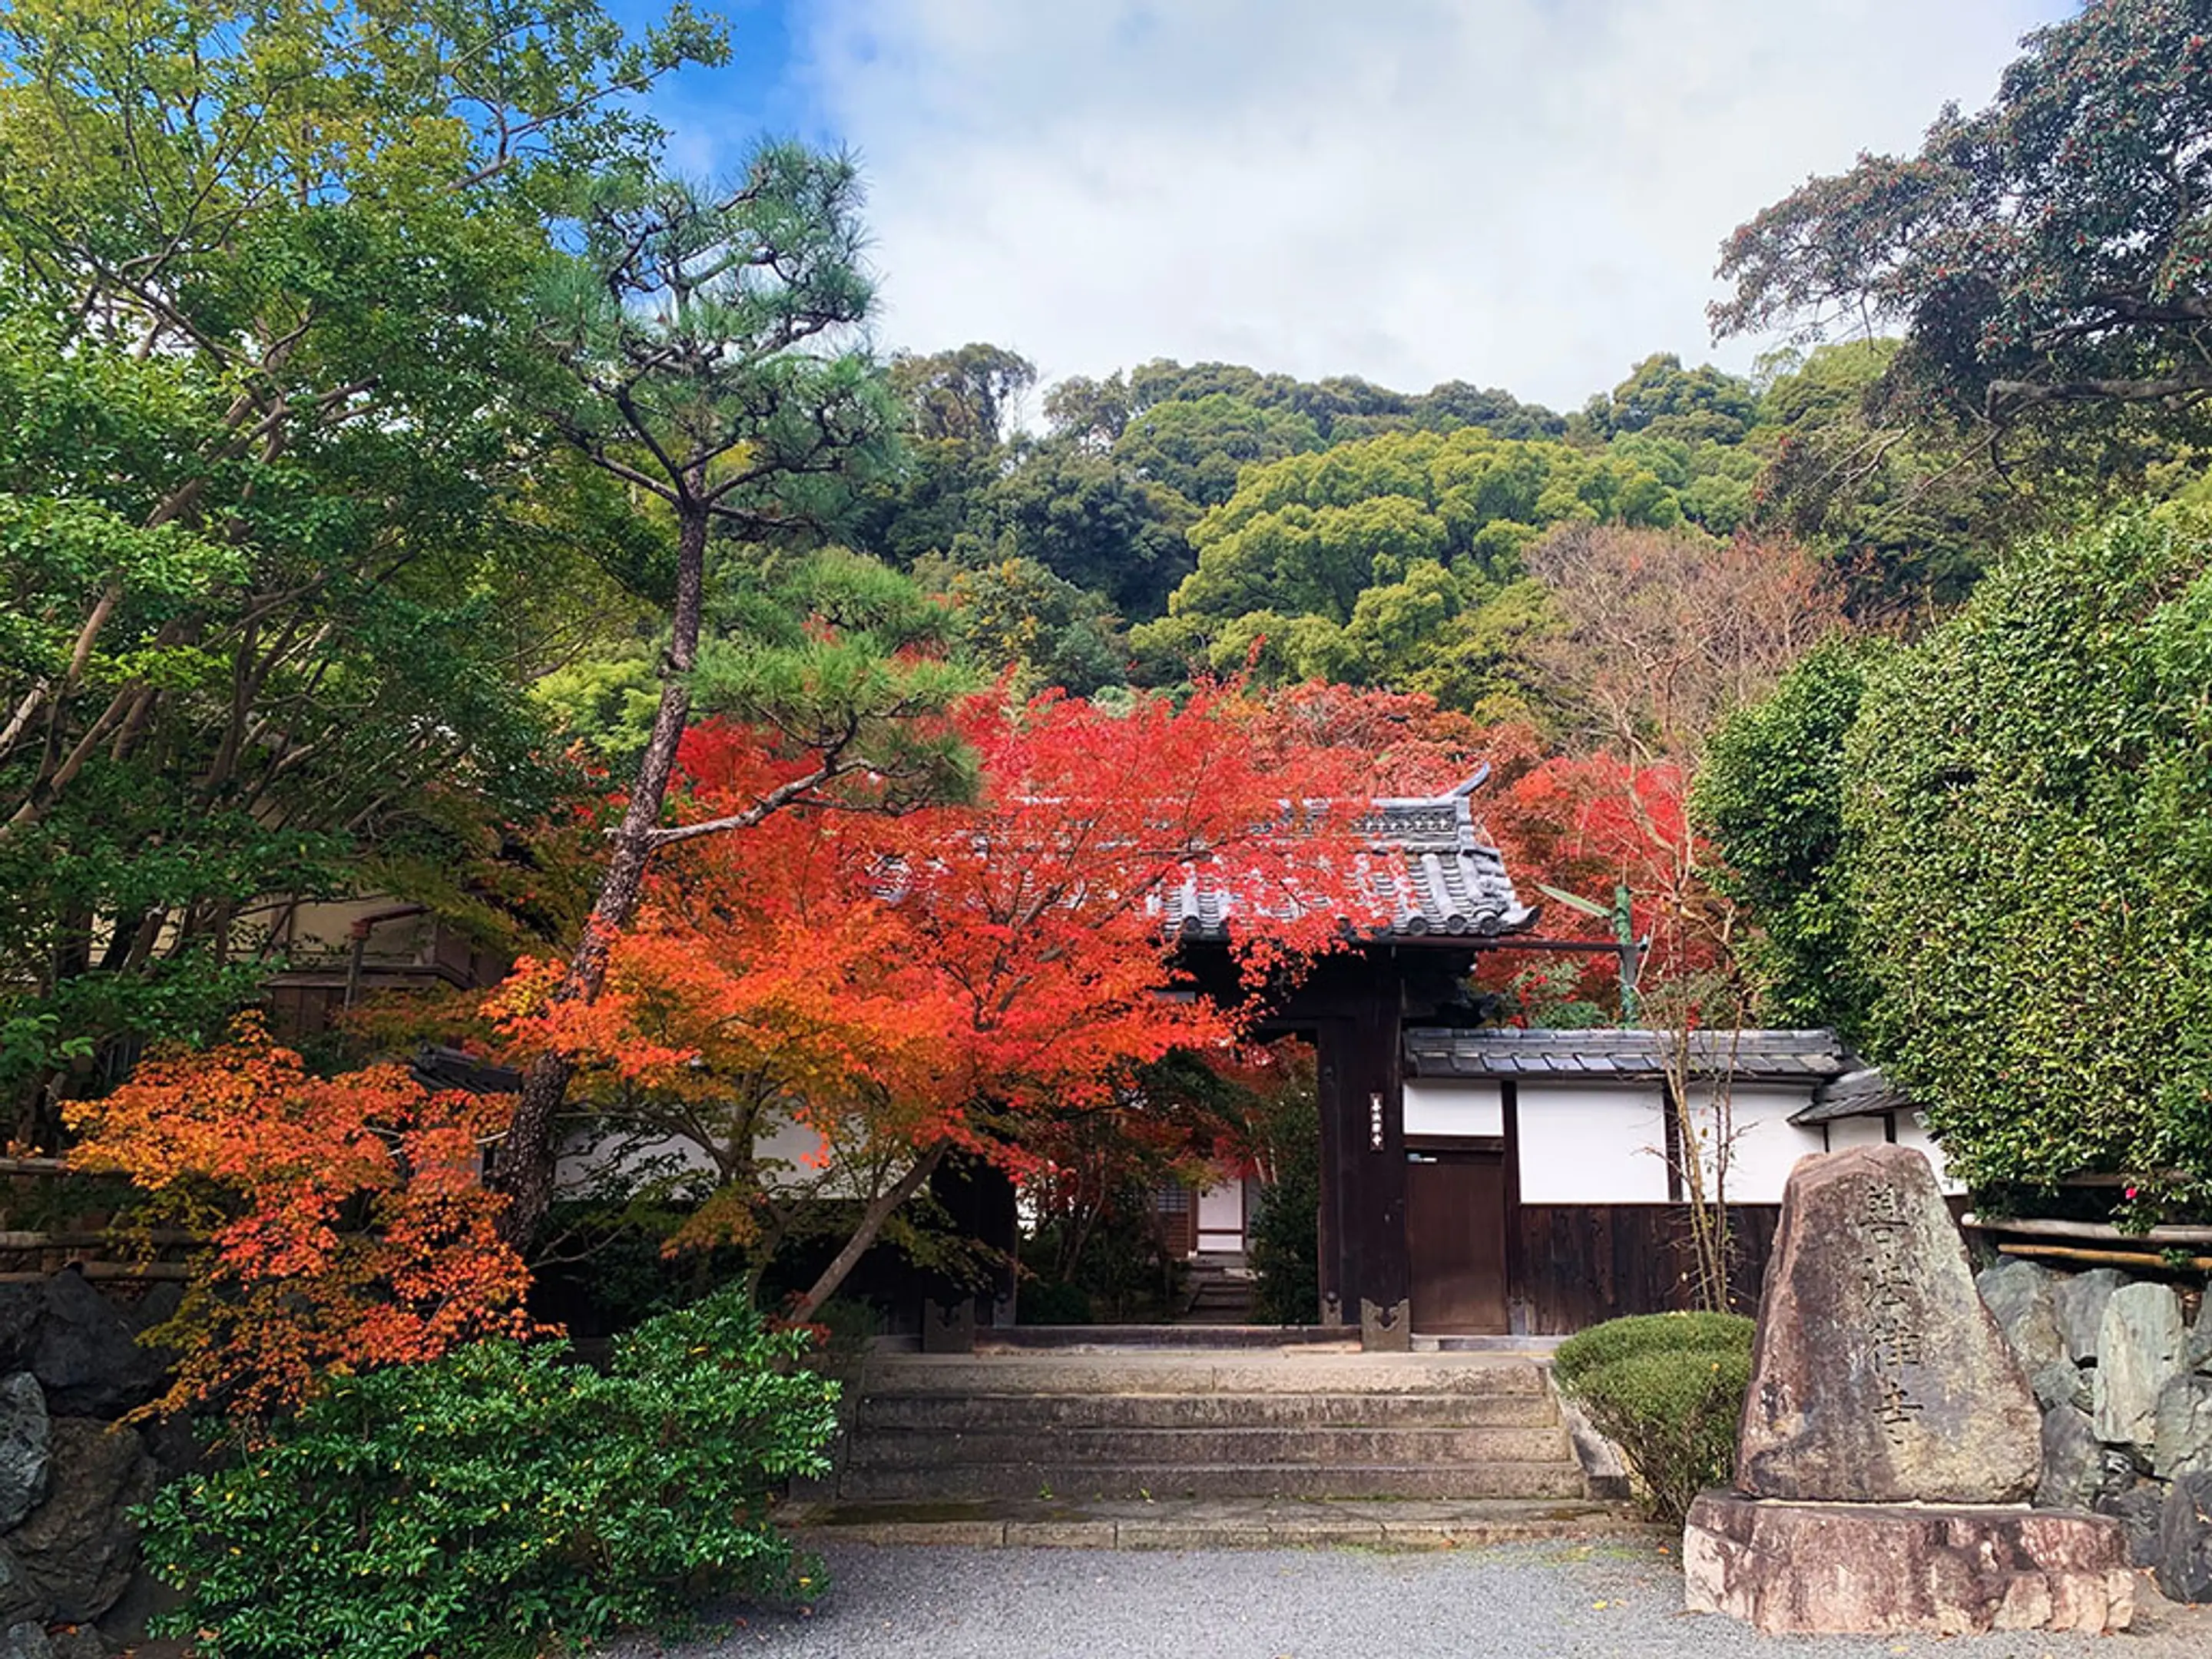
1403;1026;1850;1082
1161;772;1537;945
1793;1065;1909;1124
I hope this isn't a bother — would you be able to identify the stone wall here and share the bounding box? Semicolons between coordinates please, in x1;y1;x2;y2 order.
0;1270;184;1659
1979;1258;2212;1603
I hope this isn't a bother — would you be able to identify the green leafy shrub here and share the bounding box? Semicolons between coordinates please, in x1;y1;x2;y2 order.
1243;1051;1320;1326
143;1288;839;1659
1551;1311;1753;1527
1843;510;2212;1207
1694;635;1890;1032
1017;1278;1095;1324
1248;1131;1320;1326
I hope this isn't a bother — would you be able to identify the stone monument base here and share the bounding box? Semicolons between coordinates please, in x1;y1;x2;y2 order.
1684;1492;2134;1635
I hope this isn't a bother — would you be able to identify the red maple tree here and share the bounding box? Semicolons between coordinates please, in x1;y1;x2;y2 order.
492;684;1387;1316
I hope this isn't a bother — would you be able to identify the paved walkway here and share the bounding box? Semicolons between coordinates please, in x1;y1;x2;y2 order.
624;1539;2212;1659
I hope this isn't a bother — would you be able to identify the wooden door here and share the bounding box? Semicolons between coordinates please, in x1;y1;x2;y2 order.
1406;1150;1508;1334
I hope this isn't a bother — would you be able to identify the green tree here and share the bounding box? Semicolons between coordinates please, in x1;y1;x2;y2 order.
1111;393;1323;508
1694;637;1891;1031
1585;353;1759;446
1148;428;1687;705
1749;342;2034;616
920;555;1131;697
1041;370;1134;450
979;439;1198;618
889;343;1037;445
0;0;716;1143
497;157;975;1243
1714;0;2212;474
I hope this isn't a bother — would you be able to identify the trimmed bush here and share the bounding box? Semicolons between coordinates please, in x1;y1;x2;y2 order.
1552;1311;1753;1527
142;1288;839;1659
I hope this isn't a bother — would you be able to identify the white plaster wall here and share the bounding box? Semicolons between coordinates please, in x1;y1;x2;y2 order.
1816;1111;1963;1195
1823;1114;1889;1153
1515;1081;1671;1204
1680;1081;1829;1205
1197;1182;1245;1247
1403;1079;1503;1139
1896;1110;1965;1196
755;1118;833;1184
554;1117;843;1197
554;1130;719;1194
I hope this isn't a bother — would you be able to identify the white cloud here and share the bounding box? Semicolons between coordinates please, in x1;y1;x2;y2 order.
788;0;2065;409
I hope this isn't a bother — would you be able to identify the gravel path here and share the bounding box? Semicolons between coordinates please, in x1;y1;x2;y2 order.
625;1541;2212;1659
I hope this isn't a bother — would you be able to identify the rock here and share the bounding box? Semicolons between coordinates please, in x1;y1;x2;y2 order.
2094;1282;2185;1445
1682;1492;2133;1634
0;1294;39;1376
121;1283;180;1337
2155;1372;2212;1479
9;1421;155;1624
0;1550;40;1626
90;1556;179;1650
49;1631;109;1659
2190;1293;2212;1373
2031;1358;2091;1412
2101;1440;2152;1491
2155;1469;2212;1604
0;1624;50;1659
0;1377;47;1532
2052;1268;2128;1365
2095;1481;2168;1568
1979;1257;2067;1375
131;1415;198;1484
28;1276;158;1420
2036;1404;2101;1510
1736;1145;2041;1504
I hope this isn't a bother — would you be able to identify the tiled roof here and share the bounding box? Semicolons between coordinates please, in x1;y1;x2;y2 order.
1402;1026;1851;1081
1162;772;1538;945
1791;1065;1910;1125
412;1045;522;1094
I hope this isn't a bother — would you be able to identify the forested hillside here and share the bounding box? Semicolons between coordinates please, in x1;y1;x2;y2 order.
785;339;2051;726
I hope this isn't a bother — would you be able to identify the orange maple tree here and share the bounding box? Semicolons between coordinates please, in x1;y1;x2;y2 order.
1474;748;1742;1023
65;1018;531;1419
492;683;1390;1317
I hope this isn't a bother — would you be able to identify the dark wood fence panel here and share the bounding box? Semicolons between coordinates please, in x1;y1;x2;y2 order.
1512;1204;1782;1334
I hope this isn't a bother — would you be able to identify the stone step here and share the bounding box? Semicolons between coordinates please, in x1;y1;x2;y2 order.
834;1459;1592;1502
982;1324;1346;1349
860;1355;1551;1398
844;1424;1576;1469
1187;1289;1253;1311
857;1389;1560;1431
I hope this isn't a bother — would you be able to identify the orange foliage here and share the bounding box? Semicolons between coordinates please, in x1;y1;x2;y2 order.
488;684;1392;1250
1237;683;1495;796
65;1018;533;1419
78;678;1596;1408
1478;748;1739;1019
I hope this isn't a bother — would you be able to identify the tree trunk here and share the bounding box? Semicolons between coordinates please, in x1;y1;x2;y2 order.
790;1142;949;1323
492;505;709;1248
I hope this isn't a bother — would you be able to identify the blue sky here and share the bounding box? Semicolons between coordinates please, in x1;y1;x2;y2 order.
609;0;832;163
612;2;2075;412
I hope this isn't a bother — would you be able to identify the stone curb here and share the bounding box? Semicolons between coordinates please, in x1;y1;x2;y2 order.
790;1508;1654;1553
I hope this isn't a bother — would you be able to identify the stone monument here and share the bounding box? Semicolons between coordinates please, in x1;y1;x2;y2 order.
1683;1144;2134;1635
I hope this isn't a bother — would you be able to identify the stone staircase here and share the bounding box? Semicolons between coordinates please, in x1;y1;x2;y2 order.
819;1351;1591;1502
1179;1255;1255;1323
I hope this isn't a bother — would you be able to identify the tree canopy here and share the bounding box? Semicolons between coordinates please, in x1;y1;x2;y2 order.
0;0;718;1145
1714;0;2212;472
